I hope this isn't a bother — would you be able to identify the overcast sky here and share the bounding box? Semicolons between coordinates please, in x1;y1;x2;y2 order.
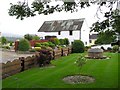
0;0;117;36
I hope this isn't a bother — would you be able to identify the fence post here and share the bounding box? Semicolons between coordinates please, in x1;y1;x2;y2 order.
19;57;25;72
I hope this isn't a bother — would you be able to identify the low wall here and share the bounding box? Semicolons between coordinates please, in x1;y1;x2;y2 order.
1;47;72;79
1;59;21;79
53;49;62;59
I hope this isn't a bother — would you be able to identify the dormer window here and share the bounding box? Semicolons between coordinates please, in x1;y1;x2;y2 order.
69;30;73;35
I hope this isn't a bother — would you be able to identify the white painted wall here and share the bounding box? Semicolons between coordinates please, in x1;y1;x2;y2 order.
39;19;90;46
39;31;80;45
80;19;90;46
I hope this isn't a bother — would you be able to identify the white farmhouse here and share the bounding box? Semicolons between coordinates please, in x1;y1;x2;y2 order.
38;18;90;46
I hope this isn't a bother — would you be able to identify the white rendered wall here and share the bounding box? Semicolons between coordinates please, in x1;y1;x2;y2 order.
39;31;80;45
80;20;90;46
39;19;90;46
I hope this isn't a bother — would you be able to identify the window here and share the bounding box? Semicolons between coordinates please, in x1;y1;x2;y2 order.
85;42;87;45
58;31;61;35
89;40;92;43
69;31;73;35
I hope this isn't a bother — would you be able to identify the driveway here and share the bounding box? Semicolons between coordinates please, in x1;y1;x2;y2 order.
0;49;35;63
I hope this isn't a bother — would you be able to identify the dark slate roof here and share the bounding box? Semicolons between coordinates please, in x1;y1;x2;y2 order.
38;18;85;32
88;48;103;53
89;34;98;39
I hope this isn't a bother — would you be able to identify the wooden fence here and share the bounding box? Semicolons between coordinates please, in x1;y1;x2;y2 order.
1;59;21;79
1;47;72;79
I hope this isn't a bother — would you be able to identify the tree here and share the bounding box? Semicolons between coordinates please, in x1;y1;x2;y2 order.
8;0;118;20
91;9;120;38
95;31;116;45
0;36;7;45
24;34;33;41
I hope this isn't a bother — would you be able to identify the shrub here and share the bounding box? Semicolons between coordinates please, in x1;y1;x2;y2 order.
107;47;112;51
112;45;119;52
34;47;41;51
41;42;49;46
2;46;10;49
72;40;85;53
75;55;87;68
64;38;69;46
46;47;53;51
18;39;30;51
37;49;53;67
49;38;60;45
85;46;91;51
29;48;36;52
35;43;42;47
48;42;55;48
1;36;7;45
9;42;13;46
59;39;65;45
41;46;47;49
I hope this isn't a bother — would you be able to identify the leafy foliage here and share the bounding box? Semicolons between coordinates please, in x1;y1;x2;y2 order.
8;1;35;20
95;31;116;45
59;38;69;45
91;9;120;36
37;49;53;67
59;39;65;45
49;38;60;45
72;40;85;53
112;45;119;52
64;38;69;46
0;37;7;45
24;34;33;41
75;55;87;68
32;35;40;40
34;47;41;51
8;0;117;20
18;39;30;51
35;42;42;47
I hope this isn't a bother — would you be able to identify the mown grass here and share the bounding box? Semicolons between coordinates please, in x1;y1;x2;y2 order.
2;53;118;88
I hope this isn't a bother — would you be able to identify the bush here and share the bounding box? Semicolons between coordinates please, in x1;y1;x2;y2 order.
46;47;53;51
72;40;85;53
64;38;69;46
41;42;49;46
41;46;47;49
35;43;42;47
2;46;10;49
107;47;112;51
18;39;30;51
34;47;41;51
10;42;13;46
85;46;91;51
112;45;119;52
49;38;60;45
48;42;55;48
37;49;53;67
29;48;36;52
59;39;65;45
75;55;87;68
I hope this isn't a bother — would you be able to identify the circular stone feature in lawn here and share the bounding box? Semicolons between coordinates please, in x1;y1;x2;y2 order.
63;75;95;84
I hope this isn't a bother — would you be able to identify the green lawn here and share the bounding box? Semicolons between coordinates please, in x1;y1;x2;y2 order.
2;53;118;88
